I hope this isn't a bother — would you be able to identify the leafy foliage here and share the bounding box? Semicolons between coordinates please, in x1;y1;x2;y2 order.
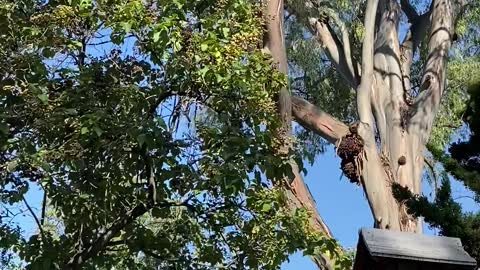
393;176;480;263
0;0;347;269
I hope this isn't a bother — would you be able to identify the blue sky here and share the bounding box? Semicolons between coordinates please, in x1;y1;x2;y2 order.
281;147;372;269
281;145;479;269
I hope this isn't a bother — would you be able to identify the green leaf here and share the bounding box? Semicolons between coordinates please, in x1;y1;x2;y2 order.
122;21;132;33
199;66;210;78
93;126;103;137
153;31;161;43
37;94;48;104
155;117;167;129
222;27;230;37
42;48;55;58
200;43;208;51
6;160;18;172
137;134;147;147
261;203;271;212
81;127;89;134
174;41;182;51
79;0;92;10
64;108;78;115
172;0;184;8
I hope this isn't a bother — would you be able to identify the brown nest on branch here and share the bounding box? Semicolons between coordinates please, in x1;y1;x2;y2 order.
337;128;364;184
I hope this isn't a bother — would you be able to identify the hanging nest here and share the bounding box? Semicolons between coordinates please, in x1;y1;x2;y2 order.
337;127;364;185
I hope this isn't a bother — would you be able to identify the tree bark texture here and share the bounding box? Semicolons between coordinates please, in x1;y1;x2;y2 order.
263;0;338;269
283;0;465;243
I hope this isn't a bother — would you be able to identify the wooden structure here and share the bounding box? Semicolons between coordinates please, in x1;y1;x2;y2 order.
353;228;477;270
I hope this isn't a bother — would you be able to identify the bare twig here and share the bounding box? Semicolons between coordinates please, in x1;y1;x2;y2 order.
41;188;47;226
22;196;46;241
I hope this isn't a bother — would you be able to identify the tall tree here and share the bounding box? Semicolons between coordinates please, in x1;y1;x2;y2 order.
270;0;478;267
269;0;470;235
0;0;348;269
1;0;477;269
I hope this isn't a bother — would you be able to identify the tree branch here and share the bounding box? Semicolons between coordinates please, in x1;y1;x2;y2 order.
62;198;190;270
144;155;156;205
286;1;359;89
400;0;418;22
41;186;47;226
62;204;149;270
264;1;339;269
22;196;46;241
357;0;379;135
291;96;349;144
409;0;460;144
326;9;359;86
309;18;359;89
400;5;432;93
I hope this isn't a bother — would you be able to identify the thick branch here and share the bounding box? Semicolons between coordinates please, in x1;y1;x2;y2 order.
291;96;349;144
264;1;337;269
309;18;359;89
327;12;358;87
287;1;359;89
63;204;149;270
357;0;379;130
409;0;459;144
400;7;432;93
62;199;189;270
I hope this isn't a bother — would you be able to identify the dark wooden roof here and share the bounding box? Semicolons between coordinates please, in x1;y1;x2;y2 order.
360;228;477;266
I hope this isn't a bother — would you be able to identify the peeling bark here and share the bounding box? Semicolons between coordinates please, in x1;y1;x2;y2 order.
263;1;335;269
291;96;349;145
270;0;465;267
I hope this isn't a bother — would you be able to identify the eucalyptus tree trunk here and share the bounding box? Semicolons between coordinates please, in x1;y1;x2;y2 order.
289;0;465;230
265;0;467;268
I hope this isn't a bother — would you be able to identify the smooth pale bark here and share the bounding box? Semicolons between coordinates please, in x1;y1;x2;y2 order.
263;0;466;268
291;96;349;145
284;0;465;236
355;0;404;231
289;0;360;89
409;0;461;195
